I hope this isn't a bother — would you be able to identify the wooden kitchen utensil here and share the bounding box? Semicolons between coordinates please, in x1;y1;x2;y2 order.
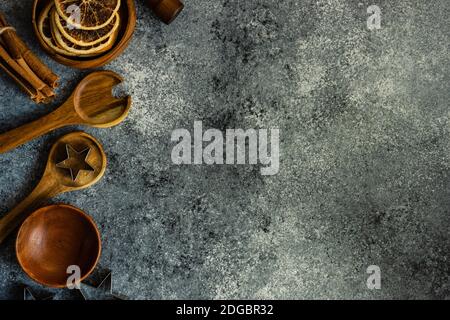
0;131;107;245
0;70;131;154
16;204;101;288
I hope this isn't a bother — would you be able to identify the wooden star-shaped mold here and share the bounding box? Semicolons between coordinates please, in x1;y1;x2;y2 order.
56;144;95;181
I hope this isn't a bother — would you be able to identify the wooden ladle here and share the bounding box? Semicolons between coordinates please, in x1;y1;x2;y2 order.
0;131;107;245
0;70;131;154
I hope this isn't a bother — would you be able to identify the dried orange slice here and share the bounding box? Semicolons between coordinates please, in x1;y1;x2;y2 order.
53;8;120;47
51;8;119;56
54;0;121;31
38;2;78;56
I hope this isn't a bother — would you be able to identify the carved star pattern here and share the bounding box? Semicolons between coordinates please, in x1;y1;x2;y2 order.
56;144;95;181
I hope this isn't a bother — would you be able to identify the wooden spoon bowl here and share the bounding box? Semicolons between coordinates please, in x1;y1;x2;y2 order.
72;71;130;127
32;0;136;69
16;204;101;288
49;131;107;189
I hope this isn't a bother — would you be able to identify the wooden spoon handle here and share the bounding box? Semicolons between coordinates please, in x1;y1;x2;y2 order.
0;178;60;245
0;108;74;154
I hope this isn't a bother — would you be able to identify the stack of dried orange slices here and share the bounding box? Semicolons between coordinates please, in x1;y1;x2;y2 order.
38;0;121;58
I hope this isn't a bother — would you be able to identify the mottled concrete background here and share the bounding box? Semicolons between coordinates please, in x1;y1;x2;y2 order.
0;0;449;299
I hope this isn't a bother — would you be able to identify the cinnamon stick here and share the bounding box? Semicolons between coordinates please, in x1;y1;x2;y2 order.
0;43;44;92
15;36;59;88
0;12;58;103
0;56;46;103
0;25;21;59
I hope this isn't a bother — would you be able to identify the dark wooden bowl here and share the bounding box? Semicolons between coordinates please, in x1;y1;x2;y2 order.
32;0;136;69
16;204;101;288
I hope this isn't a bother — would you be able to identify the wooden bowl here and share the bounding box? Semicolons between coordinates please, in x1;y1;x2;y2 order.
32;0;136;69
16;204;101;288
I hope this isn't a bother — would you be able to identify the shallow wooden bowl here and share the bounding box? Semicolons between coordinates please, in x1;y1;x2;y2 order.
16;204;101;288
32;0;136;69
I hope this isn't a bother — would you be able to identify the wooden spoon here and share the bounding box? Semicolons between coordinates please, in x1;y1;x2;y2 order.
0;131;107;245
0;70;131;154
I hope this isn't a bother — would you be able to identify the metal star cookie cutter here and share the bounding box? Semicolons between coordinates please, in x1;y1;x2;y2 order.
22;270;128;300
56;144;95;181
24;287;54;300
78;271;128;300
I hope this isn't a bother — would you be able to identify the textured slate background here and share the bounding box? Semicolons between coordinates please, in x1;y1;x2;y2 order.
0;0;449;299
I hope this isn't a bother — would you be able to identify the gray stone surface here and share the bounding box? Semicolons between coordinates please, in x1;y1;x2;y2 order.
0;0;449;299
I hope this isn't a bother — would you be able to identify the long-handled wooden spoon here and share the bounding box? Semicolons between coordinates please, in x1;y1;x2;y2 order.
0;131;107;245
0;70;131;154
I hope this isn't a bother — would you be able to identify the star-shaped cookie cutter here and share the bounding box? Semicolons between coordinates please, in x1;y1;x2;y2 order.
56;144;95;181
78;272;128;300
23;287;54;300
22;271;128;300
